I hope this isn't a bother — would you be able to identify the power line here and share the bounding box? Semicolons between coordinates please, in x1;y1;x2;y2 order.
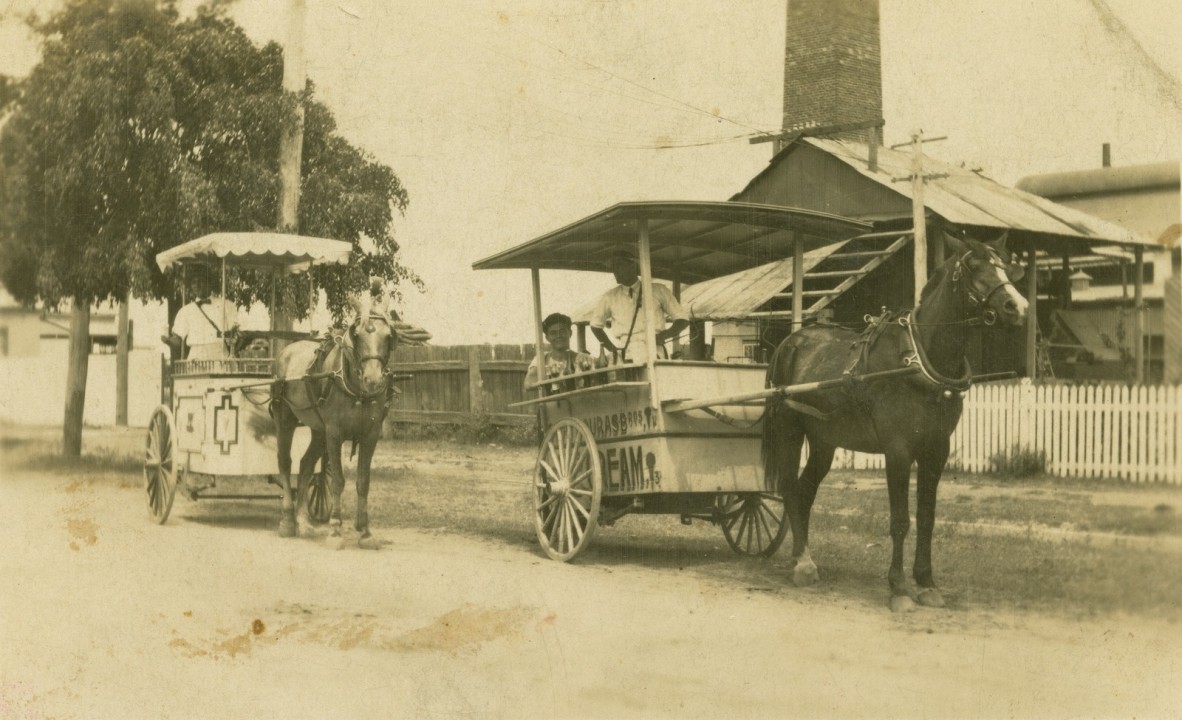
1085;0;1182;111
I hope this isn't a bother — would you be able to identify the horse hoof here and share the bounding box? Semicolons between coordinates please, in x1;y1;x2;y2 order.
325;534;346;551
916;588;945;608
357;534;379;550
278;518;297;538
889;595;917;613
792;562;819;587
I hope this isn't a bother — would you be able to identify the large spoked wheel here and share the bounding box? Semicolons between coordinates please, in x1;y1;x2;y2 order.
533;418;602;562
308;471;331;524
716;492;789;557
144;406;178;524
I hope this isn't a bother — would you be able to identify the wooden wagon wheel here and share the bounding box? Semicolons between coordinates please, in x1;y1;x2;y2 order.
715;492;789;557
533;418;602;562
144;405;178;524
307;470;331;524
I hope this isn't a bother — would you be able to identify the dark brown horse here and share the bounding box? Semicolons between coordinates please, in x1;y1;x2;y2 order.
271;296;396;545
763;234;1028;611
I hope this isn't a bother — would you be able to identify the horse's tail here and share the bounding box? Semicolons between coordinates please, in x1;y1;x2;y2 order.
762;340;798;495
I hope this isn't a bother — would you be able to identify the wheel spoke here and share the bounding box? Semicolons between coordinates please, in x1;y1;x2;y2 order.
556;428;570;478
567;487;593;497
569;501;586;542
538;458;560;484
568;467;593;489
569;497;590;520
563;501;576;553
536;493;559;512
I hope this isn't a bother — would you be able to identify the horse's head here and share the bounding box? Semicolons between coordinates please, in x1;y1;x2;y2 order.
348;294;398;396
946;231;1028;326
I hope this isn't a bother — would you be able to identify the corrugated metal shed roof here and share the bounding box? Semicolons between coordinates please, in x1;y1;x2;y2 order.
471;201;870;284
677;243;841;321
568;243;842;324
758;138;1153;251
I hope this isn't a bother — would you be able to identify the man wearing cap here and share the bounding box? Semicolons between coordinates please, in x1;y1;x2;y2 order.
589;251;688;364
162;273;239;360
525;313;593;389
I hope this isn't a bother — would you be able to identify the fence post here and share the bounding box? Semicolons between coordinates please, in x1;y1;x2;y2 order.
468;345;484;416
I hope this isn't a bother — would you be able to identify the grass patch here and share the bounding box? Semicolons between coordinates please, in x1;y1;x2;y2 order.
1;438;142;475
989;445;1048;477
387;417;537;447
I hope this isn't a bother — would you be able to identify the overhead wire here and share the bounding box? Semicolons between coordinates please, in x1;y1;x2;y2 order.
379;5;775;149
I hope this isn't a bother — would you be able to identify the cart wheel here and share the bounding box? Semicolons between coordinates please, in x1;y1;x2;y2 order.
144;406;178;524
716;492;789;557
533;418;602;562
307;471;331;524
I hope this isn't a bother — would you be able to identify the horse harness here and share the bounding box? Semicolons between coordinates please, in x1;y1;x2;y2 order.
780;249;1014;421
273;314;397;430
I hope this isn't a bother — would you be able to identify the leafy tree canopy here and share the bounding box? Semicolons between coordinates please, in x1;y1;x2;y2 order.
0;0;417;320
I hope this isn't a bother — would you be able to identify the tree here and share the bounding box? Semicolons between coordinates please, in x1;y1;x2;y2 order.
0;0;417;456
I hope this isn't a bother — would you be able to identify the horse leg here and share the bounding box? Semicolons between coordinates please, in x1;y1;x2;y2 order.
294;431;326;537
354;428;380;549
884;449;916;612
788;439;836;587
275;405;298;538
765;406;810;584
913;436;950;608
325;429;347;540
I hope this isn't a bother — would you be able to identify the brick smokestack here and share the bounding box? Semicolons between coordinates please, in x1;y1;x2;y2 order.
783;0;883;139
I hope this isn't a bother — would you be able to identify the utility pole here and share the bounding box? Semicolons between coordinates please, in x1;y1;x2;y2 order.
115;294;129;426
891;132;948;305
278;0;306;233
274;0;306;336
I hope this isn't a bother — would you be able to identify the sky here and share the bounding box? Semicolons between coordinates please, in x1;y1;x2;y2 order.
1;0;1179;345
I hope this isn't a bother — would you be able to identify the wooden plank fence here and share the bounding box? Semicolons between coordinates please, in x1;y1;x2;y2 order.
831;381;1181;484
389;344;535;425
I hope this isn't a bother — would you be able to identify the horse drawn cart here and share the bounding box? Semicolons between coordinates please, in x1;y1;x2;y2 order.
143;232;353;524
474;201;916;561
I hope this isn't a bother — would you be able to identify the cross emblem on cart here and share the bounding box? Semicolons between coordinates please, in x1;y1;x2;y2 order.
212;394;239;455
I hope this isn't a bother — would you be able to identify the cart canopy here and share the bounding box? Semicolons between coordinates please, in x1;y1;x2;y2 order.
156;232;353;274
471;201;871;283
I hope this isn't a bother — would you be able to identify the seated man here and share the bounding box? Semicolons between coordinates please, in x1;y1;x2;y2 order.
525;312;593;390
589;250;689;363
162;274;239;360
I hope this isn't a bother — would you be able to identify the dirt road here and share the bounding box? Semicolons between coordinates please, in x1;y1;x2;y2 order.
2;436;1180;719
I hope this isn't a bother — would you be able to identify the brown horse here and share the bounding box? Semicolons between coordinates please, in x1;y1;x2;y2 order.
271;296;396;545
763;234;1028;611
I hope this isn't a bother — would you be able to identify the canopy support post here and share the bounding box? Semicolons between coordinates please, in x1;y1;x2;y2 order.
637;219;665;433
531;267;546;391
792;233;803;332
1025;243;1038;380
1134;245;1145;383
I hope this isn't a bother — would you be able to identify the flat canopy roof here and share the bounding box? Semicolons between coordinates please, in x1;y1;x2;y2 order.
156;232;353;274
471;201;871;284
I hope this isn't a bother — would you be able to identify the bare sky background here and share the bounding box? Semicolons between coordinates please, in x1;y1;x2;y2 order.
2;0;1179;344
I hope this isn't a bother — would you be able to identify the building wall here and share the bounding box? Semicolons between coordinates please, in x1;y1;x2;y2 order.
0;342;163;427
735;144;908;221
0;312;42;358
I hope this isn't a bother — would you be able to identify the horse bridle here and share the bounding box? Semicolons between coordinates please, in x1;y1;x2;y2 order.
352;314;395;366
334;314;396;400
952;250;1019;326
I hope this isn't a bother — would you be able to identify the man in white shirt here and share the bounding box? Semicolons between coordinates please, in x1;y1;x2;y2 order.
589;251;688;364
163;275;239;360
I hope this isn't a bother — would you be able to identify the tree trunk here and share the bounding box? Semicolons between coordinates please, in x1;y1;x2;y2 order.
63;304;91;457
116;294;129;426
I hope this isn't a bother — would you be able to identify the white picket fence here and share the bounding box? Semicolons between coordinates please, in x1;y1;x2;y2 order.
832;381;1182;484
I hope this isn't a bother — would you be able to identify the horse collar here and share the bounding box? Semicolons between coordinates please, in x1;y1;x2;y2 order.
898;312;973;395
